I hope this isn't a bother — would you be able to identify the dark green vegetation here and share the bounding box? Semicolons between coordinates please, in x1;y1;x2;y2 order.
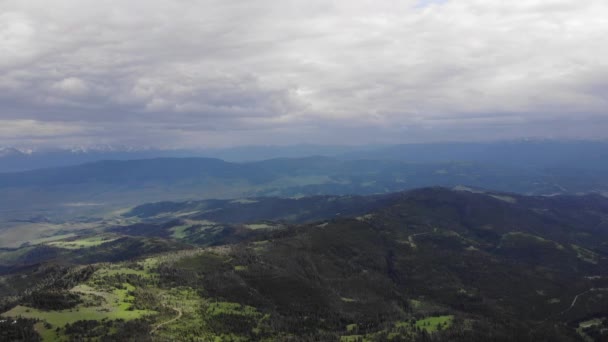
2;188;608;341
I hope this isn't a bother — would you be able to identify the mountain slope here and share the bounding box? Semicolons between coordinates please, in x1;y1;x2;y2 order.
2;188;608;340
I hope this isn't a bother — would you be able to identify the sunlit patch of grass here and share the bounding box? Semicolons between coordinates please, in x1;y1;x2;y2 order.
2;276;154;341
490;195;517;203
29;233;78;245
499;232;565;250
47;235;119;249
0;220;106;248
356;214;375;221
414;315;453;333
245;223;278;230
572;244;599;264
205;302;259;317
170;224;192;239
2;301;153;329
577;317;607;341
169;220;217;239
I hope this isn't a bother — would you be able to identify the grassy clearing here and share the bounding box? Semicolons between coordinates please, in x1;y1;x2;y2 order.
3;281;153;325
0;220;105;248
414;315;454;333
572;244;599;264
47;235;118;249
171;224;192;239
4;301;151;327
393;315;454;332
245;223;278;230
499;232;565;250
28;233;78;246
150;287;208;340
356;214;375;221
3;295;153;341
339;314;455;341
577;318;606;342
1;260;157;341
170;220;216;239
152;291;266;341
490;195;517;203
346;323;358;332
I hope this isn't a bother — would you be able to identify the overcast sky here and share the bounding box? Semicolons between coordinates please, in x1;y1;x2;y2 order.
1;0;607;148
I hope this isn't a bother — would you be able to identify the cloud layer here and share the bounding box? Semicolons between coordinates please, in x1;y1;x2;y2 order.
1;0;607;147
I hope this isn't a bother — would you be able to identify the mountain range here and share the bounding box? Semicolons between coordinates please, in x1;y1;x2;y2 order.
1;154;608;220
2;140;608;172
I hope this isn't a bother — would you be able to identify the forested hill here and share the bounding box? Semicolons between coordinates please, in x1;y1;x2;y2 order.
2;188;608;340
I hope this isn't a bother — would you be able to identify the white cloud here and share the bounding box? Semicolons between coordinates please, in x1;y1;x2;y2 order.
0;0;607;147
0;12;37;67
52;77;89;96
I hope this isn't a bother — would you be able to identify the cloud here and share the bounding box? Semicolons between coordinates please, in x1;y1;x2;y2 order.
52;77;89;96
0;0;607;147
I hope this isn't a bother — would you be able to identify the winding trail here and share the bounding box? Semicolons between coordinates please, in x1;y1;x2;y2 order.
557;289;591;317
536;287;608;326
151;307;182;334
408;232;431;248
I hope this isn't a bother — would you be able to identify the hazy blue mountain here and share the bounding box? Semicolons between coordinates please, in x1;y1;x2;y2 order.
340;140;608;169
3;140;607;173
0;145;363;172
0;147;204;173
0;156;607;218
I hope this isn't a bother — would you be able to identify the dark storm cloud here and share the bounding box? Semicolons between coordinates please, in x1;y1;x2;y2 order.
1;0;607;147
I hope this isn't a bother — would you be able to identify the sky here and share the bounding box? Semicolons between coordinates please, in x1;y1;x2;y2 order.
1;0;607;148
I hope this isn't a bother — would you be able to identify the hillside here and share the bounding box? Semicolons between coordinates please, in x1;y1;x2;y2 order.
1;188;608;341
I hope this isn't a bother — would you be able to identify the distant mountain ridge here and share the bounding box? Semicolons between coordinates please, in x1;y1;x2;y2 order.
1;155;608;217
2;140;608;172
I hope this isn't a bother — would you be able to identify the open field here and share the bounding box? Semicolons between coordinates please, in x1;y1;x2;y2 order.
1;261;159;341
415;315;454;333
3;283;155;341
47;236;119;249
